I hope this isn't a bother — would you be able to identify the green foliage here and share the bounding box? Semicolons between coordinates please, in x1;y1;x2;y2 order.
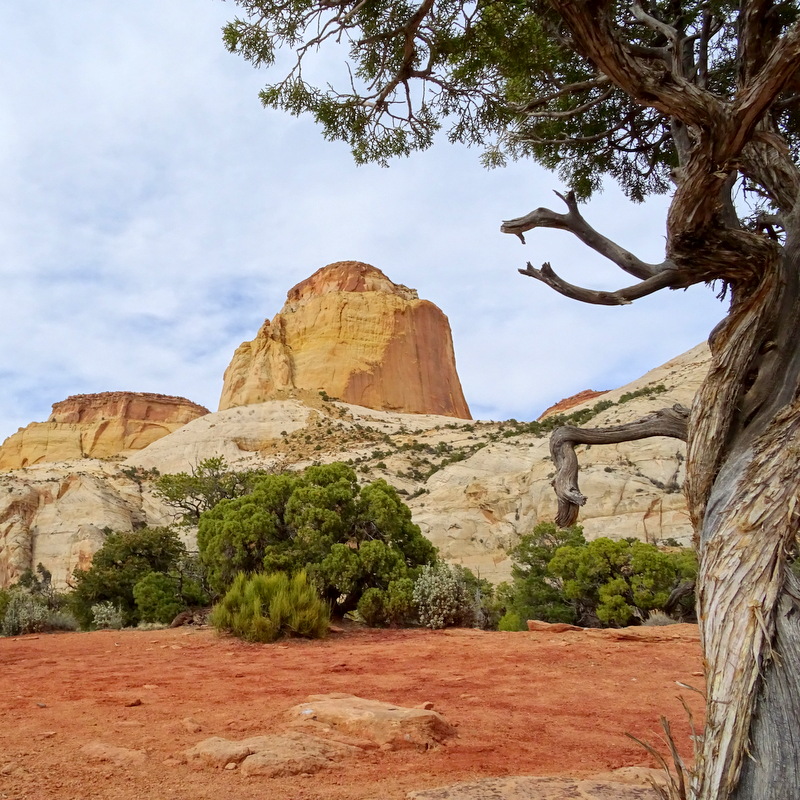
497;610;525;632
210;571;330;642
500;524;697;628
221;3;788;202
413;562;479;629
133;572;184;624
154;457;268;524
549;537;697;627
197;462;436;612
356;577;417;626
1;590;50;636
499;522;587;626
70;527;189;629
0;588;10;628
91;601;125;630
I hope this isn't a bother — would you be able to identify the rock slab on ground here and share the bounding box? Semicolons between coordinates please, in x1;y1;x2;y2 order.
288;693;457;751
184;731;359;776
406;776;659;800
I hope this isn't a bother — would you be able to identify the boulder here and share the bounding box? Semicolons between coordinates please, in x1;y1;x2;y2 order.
287;693;457;751
184;732;359;776
218;261;471;419
0;392;209;470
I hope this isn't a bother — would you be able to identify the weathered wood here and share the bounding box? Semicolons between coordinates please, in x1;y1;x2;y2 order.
549;405;689;527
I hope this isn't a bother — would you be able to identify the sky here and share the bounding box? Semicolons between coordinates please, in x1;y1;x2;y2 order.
0;1;726;440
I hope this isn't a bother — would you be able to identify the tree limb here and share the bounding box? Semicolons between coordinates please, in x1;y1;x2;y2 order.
550;405;690;527
501;190;670;280
518;261;684;305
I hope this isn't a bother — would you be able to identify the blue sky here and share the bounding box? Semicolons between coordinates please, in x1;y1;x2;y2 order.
0;1;725;440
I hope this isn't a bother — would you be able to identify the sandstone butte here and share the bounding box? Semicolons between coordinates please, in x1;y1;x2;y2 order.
0;392;209;470
218;261;472;419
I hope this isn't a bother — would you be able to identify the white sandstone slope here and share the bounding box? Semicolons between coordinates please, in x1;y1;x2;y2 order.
0;344;709;588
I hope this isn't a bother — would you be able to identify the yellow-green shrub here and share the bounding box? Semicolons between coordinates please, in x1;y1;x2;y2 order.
210;571;329;643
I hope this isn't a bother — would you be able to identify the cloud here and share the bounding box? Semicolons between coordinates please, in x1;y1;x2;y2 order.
0;1;724;440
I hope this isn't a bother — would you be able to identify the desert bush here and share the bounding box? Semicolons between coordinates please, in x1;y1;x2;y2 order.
642;610;680;626
498;522;587;626
356;577;417;627
154;456;269;524
133;572;184;624
497;610;526;631
1;590;50;636
0;588;10;628
210;571;329;643
549;537;697;627
70;527;191;629
413;562;478;629
500;523;697;628
91;601;124;630
198;462;436;612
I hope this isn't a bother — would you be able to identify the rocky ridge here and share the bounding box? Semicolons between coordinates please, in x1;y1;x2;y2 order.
0;343;708;589
219;261;471;419
0;392;209;471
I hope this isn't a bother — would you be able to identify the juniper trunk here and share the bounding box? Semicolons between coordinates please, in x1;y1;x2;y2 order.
686;233;800;800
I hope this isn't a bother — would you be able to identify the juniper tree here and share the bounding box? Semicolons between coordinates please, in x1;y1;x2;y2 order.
222;3;800;797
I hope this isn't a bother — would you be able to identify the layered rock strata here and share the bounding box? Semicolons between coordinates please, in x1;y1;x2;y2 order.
0;392;209;470
219;261;471;419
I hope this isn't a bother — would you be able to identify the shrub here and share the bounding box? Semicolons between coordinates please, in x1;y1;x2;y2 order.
549;537;697;627
210;571;330;643
498;522;587;626
1;590;50;636
198;462;436;612
0;589;10;628
642;610;679;626
356;587;387;626
91;601;124;630
413;563;477;629
70;527;192;629
133;572;184;624
497;611;526;631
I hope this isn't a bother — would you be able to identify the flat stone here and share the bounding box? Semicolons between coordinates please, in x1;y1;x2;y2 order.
80;741;147;767
288;693;456;751
406;776;660;800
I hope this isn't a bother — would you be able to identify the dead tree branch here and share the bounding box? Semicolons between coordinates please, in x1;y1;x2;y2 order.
550;405;690;527
501;190;672;280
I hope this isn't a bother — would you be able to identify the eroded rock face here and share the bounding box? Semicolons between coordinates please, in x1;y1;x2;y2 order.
218;261;471;419
0;392;209;470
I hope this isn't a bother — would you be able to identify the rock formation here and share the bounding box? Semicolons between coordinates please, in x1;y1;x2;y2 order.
218;261;471;419
0;344;709;589
538;389;609;419
0;392;209;470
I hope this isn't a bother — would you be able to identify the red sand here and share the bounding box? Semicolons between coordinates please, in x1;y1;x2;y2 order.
0;624;704;800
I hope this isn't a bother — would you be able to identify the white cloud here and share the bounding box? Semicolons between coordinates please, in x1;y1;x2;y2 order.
0;1;724;439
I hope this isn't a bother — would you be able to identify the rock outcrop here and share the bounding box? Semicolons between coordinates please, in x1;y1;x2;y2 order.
0;343;709;589
0;392;209;470
218;261;471;419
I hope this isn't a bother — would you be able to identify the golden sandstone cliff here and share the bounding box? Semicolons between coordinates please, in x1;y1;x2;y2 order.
0;392;209;470
218;261;472;419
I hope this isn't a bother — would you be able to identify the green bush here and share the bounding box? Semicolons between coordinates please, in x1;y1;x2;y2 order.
497;611;525;631
498;522;587;626
413;563;477;629
198;462;436;612
1;590;50;636
70;527;191;629
549;537;697;627
0;589;10;628
133;572;184;624
154;456;269;524
91;601;124;630
210;571;330;643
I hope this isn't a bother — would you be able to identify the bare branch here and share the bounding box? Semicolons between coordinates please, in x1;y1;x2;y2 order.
501;190;669;280
517;76;611;112
631;1;678;44
550;405;690;527
518;261;683;305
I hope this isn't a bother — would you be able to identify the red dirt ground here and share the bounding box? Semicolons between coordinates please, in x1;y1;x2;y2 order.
0;624;704;800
